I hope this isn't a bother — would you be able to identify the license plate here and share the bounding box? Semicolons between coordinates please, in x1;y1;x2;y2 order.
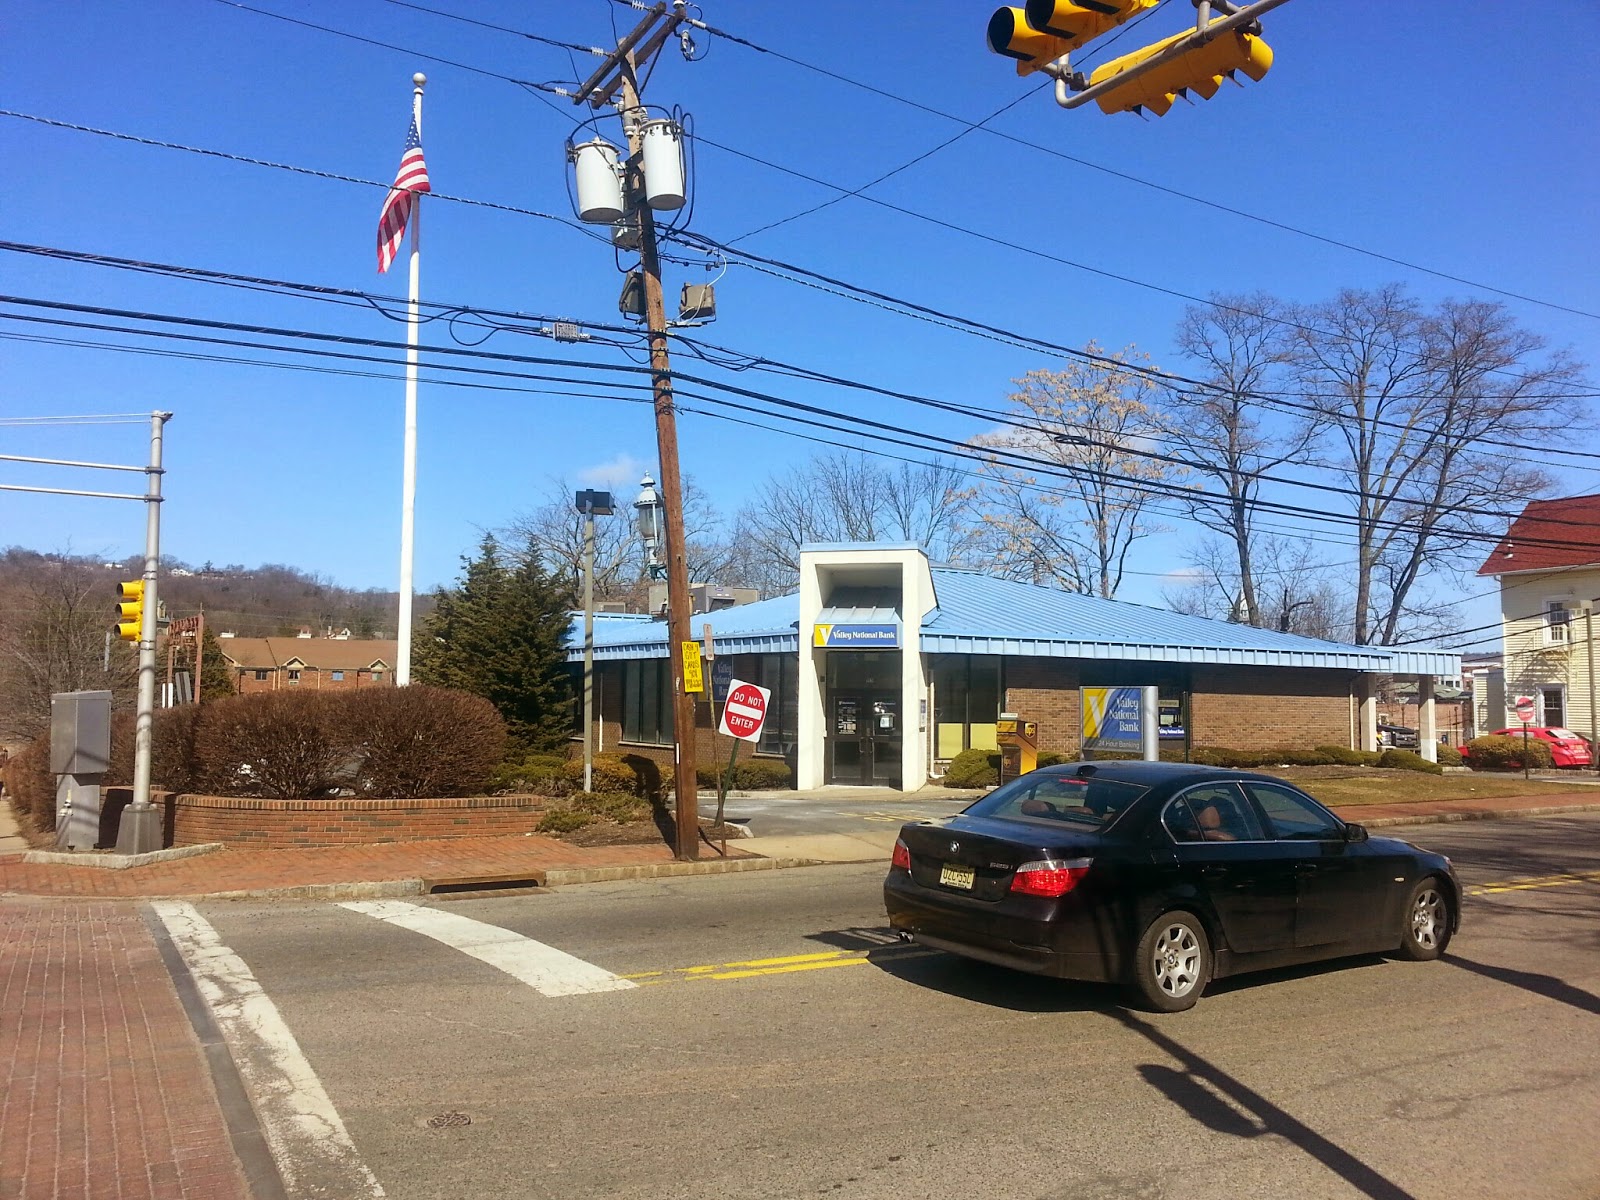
939;863;976;890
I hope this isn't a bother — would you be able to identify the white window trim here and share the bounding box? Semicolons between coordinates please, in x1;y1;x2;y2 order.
1544;599;1574;646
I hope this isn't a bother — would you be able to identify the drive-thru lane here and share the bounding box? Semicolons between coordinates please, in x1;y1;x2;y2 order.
185;814;1600;1200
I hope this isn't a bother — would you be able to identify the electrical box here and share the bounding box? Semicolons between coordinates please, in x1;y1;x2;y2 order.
996;713;1038;784
679;283;716;322
50;690;112;776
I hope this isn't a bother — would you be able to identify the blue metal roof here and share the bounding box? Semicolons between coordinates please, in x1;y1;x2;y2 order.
567;568;1460;675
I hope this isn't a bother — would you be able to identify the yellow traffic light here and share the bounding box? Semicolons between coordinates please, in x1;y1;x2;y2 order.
1088;27;1273;116
116;579;145;642
987;0;1157;74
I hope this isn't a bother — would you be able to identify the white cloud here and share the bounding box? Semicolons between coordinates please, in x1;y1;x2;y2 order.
577;454;646;491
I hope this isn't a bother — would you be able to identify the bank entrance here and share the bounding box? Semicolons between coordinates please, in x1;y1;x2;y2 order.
825;651;902;787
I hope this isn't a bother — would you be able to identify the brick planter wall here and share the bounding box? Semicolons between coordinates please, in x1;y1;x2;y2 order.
103;787;553;849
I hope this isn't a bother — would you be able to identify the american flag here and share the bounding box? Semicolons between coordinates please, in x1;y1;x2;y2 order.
376;115;430;273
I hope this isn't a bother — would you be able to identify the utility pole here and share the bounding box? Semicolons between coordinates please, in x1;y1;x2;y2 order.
574;2;700;859
116;410;171;855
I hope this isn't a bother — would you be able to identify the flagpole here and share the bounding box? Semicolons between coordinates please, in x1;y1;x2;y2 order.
396;71;425;686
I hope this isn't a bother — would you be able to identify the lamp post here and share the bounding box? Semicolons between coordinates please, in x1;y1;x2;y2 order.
634;474;666;583
575;490;614;794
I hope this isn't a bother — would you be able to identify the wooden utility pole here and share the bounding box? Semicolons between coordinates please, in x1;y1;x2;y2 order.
575;3;699;859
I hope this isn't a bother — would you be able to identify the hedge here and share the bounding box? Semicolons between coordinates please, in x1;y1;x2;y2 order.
1377;748;1444;775
1465;734;1553;771
943;748;1000;788
696;758;793;791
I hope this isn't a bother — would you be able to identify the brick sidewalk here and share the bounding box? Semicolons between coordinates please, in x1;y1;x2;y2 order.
0;901;250;1200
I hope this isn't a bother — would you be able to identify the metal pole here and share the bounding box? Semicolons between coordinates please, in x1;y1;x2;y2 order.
621;61;699;860
396;72;426;686
116;411;170;855
583;503;596;794
1587;606;1598;775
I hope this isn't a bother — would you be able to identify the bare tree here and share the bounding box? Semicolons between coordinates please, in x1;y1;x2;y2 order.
0;556;138;740
1291;287;1586;643
972;346;1175;598
729;453;979;594
1169;294;1322;626
1162;536;1349;640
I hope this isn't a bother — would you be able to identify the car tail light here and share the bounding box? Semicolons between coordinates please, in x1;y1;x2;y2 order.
1010;857;1092;898
891;838;912;871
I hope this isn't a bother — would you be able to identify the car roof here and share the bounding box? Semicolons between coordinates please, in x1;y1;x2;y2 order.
1034;760;1278;787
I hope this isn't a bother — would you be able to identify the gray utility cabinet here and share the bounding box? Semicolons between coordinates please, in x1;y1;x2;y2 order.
51;690;112;851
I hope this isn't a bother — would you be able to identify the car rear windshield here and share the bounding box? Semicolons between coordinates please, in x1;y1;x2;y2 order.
1548;728;1583;740
964;772;1148;830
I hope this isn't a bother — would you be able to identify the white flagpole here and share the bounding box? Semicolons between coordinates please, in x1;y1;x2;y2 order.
396;71;425;686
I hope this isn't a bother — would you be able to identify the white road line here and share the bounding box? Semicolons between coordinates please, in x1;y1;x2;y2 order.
151;901;385;1200
339;900;638;998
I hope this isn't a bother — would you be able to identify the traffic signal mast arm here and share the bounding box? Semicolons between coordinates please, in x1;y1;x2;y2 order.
1054;0;1289;111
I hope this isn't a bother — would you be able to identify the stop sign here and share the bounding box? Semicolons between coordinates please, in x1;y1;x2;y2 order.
1514;695;1536;723
719;678;771;742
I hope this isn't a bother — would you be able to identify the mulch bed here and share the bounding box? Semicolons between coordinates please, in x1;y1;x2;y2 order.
558;817;747;849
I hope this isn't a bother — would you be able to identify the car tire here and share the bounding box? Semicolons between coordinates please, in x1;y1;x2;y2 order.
1396;877;1453;961
1130;911;1210;1012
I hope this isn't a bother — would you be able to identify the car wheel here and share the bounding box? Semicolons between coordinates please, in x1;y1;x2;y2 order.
1130;911;1210;1012
1397;877;1453;961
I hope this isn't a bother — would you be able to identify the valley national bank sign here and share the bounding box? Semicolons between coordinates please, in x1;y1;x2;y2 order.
812;623;899;649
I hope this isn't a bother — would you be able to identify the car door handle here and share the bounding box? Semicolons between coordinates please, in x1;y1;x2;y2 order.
1295;863;1318;877
1201;867;1227;880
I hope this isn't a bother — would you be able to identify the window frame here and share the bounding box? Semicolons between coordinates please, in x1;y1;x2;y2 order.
1544;599;1573;646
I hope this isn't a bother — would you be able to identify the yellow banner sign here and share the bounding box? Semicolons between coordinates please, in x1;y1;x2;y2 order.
681;641;705;693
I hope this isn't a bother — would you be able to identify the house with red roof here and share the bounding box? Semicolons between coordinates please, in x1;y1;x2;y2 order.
1477;493;1600;740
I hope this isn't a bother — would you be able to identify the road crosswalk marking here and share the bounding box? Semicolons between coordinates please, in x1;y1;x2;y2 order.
339;900;637;997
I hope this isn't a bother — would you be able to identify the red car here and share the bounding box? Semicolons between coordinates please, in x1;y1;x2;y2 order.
1466;727;1593;768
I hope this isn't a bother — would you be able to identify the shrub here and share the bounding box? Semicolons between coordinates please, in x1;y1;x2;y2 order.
342;685;505;799
943;748;999;788
195;691;347;799
565;752;644;796
488;754;572;796
1436;743;1463;767
570;789;652;822
1315;745;1383;767
622;753;665;802
1377;748;1444;775
105;706;207;794
1036;751;1071;768
536;807;593;834
1465;734;1553;771
2;737;54;834
697;758;793;791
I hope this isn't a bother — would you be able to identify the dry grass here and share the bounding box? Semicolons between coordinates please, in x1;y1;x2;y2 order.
1266;766;1598;807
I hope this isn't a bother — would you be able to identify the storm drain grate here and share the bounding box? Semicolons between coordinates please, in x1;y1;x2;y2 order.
426;1111;472;1129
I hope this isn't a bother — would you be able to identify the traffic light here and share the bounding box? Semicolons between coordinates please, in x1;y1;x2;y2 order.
1087;27;1273;116
987;0;1158;74
115;579;145;642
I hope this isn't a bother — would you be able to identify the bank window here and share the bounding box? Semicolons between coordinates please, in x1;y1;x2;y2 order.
933;655;1001;760
746;654;797;756
623;658;674;745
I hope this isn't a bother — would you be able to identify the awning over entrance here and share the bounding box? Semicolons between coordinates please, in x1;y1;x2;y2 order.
813;606;901;649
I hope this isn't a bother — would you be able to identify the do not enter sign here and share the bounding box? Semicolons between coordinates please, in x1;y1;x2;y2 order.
1514;695;1536;723
719;678;771;742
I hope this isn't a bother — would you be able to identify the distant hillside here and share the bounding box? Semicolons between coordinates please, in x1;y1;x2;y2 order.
0;548;433;638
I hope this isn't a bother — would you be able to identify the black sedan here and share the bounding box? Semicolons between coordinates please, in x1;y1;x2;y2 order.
885;760;1459;1011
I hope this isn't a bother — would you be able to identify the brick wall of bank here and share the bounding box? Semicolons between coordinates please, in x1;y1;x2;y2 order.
103;788;553;849
1005;662;1354;754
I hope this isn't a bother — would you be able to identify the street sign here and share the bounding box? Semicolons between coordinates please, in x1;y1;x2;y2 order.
1514;695;1536;723
719;678;771;742
681;641;704;694
711;659;734;704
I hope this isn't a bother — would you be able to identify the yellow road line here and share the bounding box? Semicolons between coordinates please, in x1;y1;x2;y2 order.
622;944;933;986
1469;868;1600;896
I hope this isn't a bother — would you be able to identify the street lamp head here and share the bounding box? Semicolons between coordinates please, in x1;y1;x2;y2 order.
633;475;662;541
574;489;615;516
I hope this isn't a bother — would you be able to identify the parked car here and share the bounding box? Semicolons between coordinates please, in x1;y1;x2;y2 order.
1378;723;1419;749
1465;727;1593;768
884;760;1459;1012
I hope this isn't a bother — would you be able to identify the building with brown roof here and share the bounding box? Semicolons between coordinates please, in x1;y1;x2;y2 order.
218;637;397;694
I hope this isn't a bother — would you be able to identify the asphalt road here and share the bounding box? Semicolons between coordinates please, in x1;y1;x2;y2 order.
183;814;1600;1200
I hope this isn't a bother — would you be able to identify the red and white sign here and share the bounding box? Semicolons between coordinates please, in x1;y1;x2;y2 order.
1514;695;1536;723
718;678;771;742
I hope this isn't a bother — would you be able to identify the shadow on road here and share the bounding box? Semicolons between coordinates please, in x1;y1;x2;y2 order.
1445;952;1600;1016
1119;1011;1420;1200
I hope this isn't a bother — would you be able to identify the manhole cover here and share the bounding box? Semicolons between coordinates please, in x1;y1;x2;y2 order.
426;1111;472;1129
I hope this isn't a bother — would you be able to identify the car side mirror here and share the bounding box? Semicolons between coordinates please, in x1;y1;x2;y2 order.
1344;822;1368;843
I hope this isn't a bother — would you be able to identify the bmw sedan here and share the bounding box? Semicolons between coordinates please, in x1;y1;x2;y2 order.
884;760;1459;1011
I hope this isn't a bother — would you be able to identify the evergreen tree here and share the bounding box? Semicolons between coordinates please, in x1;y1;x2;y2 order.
414;535;574;753
197;625;237;702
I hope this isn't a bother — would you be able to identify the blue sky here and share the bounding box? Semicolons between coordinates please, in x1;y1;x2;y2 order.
4;1;1598;645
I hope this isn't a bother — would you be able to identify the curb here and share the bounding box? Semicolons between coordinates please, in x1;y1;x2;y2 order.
22;843;226;870
543;856;822;885
163;879;427;902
